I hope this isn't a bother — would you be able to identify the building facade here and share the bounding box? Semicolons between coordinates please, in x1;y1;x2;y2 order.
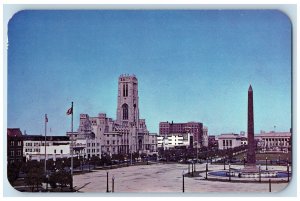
217;133;242;150
157;133;193;149
255;131;291;153
68;74;157;158
208;135;218;149
7;128;23;165
23;135;70;161
159;121;208;148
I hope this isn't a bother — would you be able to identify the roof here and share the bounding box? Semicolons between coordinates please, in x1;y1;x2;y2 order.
218;133;241;139
257;132;291;138
7;128;22;137
23;135;70;141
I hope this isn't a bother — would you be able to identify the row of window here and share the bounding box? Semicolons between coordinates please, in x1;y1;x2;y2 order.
25;142;50;146
223;140;233;147
107;147;116;152
265;138;289;141
106;139;132;145
87;143;100;147
10;150;22;156
87;149;100;153
24;149;64;154
9;159;22;164
10;141;22;146
25;148;40;152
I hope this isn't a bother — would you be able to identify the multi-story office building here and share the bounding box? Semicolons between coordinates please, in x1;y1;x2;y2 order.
68;74;157;157
159;121;208;148
7;128;23;164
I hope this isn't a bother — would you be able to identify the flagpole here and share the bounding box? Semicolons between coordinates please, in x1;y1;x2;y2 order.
44;114;47;174
71;102;73;190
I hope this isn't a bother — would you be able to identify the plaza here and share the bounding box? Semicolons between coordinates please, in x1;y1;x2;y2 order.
73;163;290;193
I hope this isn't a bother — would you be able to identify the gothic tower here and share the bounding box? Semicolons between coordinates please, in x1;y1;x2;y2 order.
116;74;139;126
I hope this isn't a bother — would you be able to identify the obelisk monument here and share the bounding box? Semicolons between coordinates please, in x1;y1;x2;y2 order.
246;85;256;169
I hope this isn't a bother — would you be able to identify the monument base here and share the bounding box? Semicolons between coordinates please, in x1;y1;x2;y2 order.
241;164;259;173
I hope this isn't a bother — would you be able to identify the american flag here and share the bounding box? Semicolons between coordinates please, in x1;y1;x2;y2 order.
66;107;73;115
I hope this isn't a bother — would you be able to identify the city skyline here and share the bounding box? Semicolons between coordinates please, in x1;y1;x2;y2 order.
7;10;292;136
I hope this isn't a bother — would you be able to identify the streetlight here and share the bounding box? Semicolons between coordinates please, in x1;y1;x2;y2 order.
229;163;231;182
112;175;115;193
266;157;268;170
106;171;109;193
287;163;290;182
191;162;194;177
223;157;226;170
243;156;246;167
46;174;49;191
205;161;208;180
259;164;261;183
182;170;185;193
130;145;133;165
88;158;90;172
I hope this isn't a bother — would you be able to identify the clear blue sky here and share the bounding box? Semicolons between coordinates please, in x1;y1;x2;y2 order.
7;10;291;136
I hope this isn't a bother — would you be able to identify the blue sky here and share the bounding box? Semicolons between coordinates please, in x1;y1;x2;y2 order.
7;10;291;136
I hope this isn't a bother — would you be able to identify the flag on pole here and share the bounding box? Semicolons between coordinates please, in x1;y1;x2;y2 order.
45;114;48;123
66;107;73;115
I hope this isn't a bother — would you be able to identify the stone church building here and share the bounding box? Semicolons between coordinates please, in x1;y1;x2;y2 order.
68;74;157;158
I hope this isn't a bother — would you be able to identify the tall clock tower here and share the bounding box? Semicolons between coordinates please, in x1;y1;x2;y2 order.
116;74;139;126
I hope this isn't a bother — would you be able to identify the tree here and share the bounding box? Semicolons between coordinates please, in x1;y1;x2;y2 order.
49;169;71;191
7;162;22;185
24;166;43;192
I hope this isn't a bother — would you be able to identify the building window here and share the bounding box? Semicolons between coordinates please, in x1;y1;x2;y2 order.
87;143;90;147
60;150;63;154
97;143;100;146
123;84;125;97
54;150;56;154
107;148;109;152
113;148;115;152
122;104;128;120
107;140;109;145
18;141;22;146
10;150;14;156
113;140;115;145
10;141;14;146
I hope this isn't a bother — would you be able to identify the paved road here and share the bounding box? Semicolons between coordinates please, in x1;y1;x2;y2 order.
73;163;289;193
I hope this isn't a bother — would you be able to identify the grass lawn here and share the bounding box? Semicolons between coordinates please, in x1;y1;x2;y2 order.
234;151;292;162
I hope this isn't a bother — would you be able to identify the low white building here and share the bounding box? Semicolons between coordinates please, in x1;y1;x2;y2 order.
157;133;193;149
23;135;70;161
217;133;242;150
255;131;291;152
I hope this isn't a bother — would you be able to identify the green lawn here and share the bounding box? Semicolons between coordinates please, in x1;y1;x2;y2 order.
234;151;292;162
